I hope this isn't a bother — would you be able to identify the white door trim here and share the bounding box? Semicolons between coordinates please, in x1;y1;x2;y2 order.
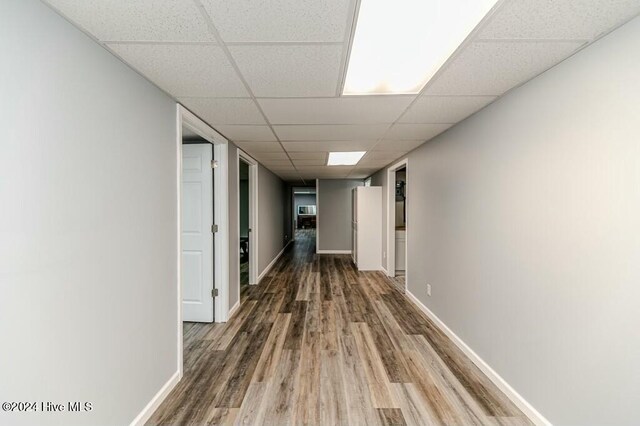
134;105;228;424
386;158;408;291
315;179;320;253
291;187;297;241
177;104;229;377
237;149;259;292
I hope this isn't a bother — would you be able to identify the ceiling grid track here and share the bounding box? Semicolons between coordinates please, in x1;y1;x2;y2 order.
42;0;640;183
349;1;640;179
346;0;511;178
335;0;361;97
191;0;307;185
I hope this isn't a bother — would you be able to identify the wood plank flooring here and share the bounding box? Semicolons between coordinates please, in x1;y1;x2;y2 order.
148;229;531;425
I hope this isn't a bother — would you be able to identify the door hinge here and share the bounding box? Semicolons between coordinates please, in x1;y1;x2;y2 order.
211;160;218;169
211;224;218;233
212;288;218;298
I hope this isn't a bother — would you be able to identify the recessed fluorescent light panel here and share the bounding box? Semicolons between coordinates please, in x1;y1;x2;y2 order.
343;0;499;95
327;151;366;166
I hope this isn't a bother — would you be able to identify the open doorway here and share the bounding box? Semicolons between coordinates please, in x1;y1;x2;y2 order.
291;185;317;243
177;105;230;326
176;104;231;377
239;159;250;296
386;159;408;292
237;149;258;303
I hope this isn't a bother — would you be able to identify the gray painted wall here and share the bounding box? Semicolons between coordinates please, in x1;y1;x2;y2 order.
239;173;249;238
0;1;177;424
317;179;362;251
228;150;289;307
258;165;289;274
228;143;240;309
370;16;640;425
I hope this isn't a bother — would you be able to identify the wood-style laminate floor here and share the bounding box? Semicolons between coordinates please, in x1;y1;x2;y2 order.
149;229;531;425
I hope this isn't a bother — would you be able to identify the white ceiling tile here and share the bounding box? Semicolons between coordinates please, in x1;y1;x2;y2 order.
298;168;353;178
274;124;388;141
229;45;343;97
269;164;296;170
202;0;352;42
384;124;451;141
234;141;283;152
258;96;414;124
293;159;327;166
258;159;293;167
363;151;407;161
250;152;289;160
400;96;497;124
372;140;426;152
179;98;265;125
268;164;297;170
283;140;378;152
215;125;276;141
287;152;329;160
479;0;640;40
424;41;584;96
357;160;391;168
45;0;214;42
108;44;247;97
296;165;352;172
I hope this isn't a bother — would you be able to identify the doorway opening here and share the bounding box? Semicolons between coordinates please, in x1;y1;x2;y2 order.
291;185;317;243
386;159;408;292
177;105;230;376
239;159;250;296
237;149;258;304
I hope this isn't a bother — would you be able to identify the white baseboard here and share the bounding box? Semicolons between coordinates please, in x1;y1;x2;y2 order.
130;370;180;426
316;249;352;254
257;240;292;283
228;300;240;318
404;290;550;426
381;266;389;275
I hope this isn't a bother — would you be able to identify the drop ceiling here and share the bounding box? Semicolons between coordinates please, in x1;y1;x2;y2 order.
44;0;640;183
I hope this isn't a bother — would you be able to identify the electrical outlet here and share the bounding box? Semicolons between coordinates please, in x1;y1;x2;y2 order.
427;284;432;296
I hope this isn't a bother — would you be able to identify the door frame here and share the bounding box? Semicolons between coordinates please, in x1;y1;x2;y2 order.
291;185;318;241
315;179;320;253
237;149;259;292
177;105;230;376
386;158;408;289
291;187;296;241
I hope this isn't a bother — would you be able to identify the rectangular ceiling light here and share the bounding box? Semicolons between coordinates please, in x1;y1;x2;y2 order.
327;151;366;166
343;0;499;95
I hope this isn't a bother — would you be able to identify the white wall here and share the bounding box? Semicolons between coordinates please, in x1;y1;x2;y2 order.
317;179;362;252
370;16;640;425
0;1;178;425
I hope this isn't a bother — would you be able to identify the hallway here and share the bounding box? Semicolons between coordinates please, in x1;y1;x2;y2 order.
149;229;530;425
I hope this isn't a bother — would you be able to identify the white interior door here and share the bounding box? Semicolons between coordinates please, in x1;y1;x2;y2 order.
181;144;214;322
